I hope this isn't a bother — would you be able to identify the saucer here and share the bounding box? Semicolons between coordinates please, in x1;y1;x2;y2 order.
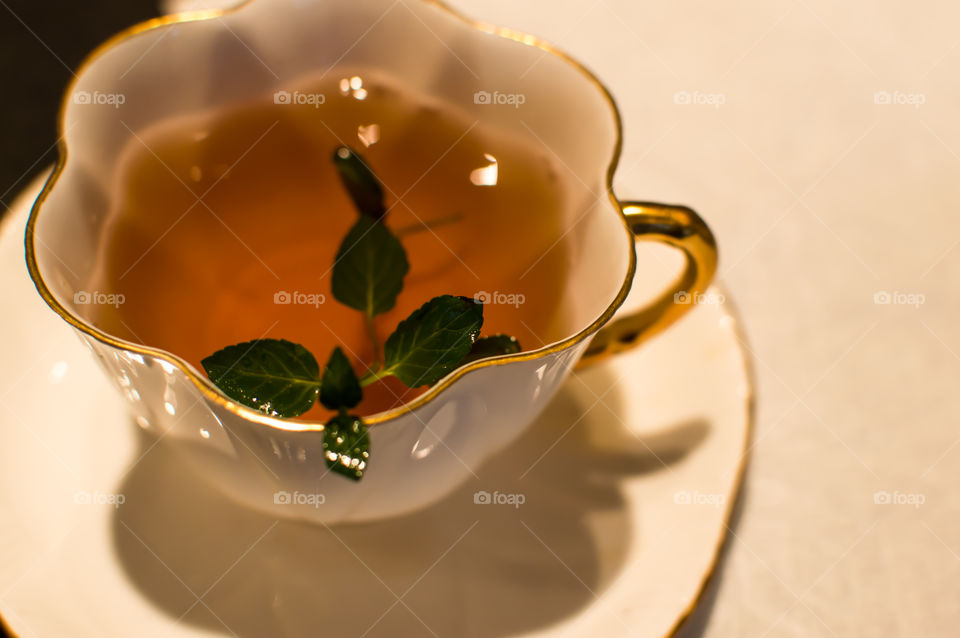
0;174;751;638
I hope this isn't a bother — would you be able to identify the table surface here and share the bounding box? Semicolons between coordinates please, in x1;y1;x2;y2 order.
448;0;960;636
4;1;959;636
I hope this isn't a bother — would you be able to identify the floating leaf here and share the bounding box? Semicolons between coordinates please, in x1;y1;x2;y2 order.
201;339;319;417
381;295;483;387
460;334;522;365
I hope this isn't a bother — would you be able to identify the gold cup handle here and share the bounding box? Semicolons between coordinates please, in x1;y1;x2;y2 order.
577;201;718;368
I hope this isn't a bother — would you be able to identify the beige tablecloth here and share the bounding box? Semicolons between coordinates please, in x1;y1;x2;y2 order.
445;1;960;635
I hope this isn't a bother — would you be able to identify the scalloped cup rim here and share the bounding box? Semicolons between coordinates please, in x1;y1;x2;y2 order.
24;0;635;432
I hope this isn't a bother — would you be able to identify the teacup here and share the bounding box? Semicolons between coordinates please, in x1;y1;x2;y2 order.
25;0;716;524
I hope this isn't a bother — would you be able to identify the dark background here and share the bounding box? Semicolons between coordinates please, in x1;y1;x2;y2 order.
0;0;159;217
0;4;161;635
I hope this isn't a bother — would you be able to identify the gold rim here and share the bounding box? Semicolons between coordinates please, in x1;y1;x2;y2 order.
664;287;755;637
23;0;636;432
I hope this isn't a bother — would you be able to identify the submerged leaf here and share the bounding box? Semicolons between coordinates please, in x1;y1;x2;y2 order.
319;347;362;410
332;146;387;220
332;216;409;317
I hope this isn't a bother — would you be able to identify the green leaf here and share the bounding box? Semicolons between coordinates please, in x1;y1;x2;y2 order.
332;146;387;220
460;334;522;365
319;347;362;410
381;295;484;387
323;412;370;481
201;339;319;417
332;215;409;317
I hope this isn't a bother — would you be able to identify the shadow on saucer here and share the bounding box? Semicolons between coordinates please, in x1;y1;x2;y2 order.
112;365;708;637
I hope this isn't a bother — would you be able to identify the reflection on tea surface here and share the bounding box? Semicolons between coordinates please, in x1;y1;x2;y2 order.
91;70;569;417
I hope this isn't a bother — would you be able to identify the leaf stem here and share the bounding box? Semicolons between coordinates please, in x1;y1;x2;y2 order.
364;313;381;370
359;367;393;387
394;212;463;237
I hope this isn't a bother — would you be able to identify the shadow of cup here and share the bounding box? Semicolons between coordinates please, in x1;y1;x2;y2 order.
112;364;707;637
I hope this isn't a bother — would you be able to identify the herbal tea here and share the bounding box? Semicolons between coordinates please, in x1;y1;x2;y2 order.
89;70;569;418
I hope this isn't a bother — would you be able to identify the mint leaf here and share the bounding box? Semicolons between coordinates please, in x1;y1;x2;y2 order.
319;347;362;410
332;216;409;317
323;412;370;481
460;334;522;365
333;146;386;220
201;339;319;417
381;295;483;387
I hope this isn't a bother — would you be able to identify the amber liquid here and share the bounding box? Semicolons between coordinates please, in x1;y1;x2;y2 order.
91;70;568;418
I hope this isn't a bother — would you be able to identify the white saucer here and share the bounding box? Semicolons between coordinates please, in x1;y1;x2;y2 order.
0;174;751;638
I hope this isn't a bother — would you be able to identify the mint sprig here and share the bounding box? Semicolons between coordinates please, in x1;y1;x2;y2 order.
202;145;521;481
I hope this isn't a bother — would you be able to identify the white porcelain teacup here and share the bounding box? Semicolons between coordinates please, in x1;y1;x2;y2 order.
26;0;716;524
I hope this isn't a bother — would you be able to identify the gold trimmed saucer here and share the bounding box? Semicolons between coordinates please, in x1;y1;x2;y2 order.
1;174;750;638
